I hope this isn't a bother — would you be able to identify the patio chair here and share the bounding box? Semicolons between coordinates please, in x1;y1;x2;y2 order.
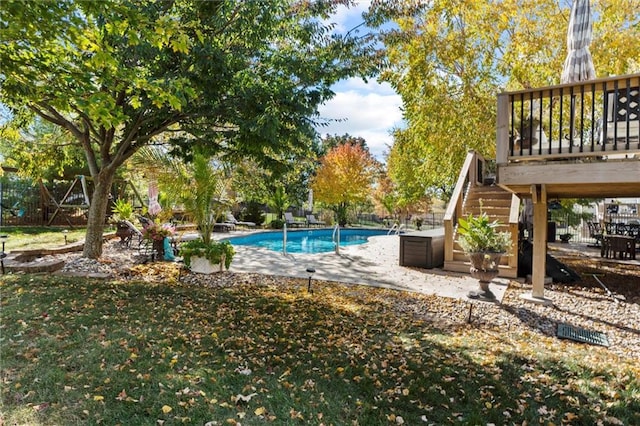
284;212;304;227
513;116;548;151
306;214;326;227
213;222;235;232
587;221;603;247
116;220;144;248
225;213;256;228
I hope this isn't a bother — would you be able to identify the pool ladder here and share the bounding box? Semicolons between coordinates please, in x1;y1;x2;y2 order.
332;224;340;254
387;223;406;235
282;222;287;255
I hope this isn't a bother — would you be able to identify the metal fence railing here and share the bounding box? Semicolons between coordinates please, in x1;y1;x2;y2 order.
547;212;639;245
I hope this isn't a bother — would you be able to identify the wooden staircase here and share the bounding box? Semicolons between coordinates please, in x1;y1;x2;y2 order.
443;151;520;279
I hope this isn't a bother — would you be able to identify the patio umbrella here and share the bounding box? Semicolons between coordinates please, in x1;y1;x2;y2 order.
148;181;162;216
560;0;595;84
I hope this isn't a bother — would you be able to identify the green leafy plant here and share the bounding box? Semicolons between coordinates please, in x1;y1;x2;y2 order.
269;218;285;229
180;239;235;269
111;199;134;222
241;201;266;226
266;185;290;220
458;213;512;253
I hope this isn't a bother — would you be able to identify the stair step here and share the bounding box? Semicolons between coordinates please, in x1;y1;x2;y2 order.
443;260;518;278
463;207;511;216
467;189;511;199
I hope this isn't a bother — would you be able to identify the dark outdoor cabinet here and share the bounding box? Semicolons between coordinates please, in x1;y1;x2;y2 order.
547;221;556;242
399;229;445;269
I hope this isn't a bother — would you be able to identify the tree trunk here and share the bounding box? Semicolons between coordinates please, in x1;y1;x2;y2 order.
83;170;116;259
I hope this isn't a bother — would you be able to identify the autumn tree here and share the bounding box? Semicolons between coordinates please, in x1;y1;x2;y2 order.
0;0;377;258
366;0;639;202
311;143;377;226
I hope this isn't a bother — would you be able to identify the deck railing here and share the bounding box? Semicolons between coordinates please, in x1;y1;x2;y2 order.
443;150;483;262
497;74;640;165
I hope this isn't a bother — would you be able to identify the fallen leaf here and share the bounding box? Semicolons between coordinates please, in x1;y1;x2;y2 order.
93;395;104;401
162;405;172;414
255;406;266;416
234;393;257;403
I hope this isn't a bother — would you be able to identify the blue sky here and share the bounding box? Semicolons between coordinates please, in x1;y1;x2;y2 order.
316;1;404;161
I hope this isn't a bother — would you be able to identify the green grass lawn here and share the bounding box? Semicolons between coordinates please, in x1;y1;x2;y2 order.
1;273;638;425
0;227;89;251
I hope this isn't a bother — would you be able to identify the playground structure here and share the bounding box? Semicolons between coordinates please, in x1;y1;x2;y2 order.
0;167;144;227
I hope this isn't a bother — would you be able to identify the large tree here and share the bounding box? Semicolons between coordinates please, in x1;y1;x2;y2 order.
0;0;377;258
311;142;376;226
367;0;640;202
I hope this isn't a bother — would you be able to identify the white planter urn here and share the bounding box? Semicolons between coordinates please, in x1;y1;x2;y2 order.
190;255;225;274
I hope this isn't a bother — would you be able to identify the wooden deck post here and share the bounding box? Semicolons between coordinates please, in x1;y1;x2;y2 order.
521;184;553;305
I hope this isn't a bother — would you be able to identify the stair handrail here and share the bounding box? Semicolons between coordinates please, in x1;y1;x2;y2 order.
444;150;484;262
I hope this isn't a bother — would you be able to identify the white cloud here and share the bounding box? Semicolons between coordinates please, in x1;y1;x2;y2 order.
316;2;403;161
317;78;403;160
327;1;371;34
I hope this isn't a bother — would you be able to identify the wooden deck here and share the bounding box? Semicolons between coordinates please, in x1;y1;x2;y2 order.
496;73;639;199
443;73;640;303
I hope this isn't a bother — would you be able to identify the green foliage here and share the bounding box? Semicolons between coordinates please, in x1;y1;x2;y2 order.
266;185;290;220
0;0;378;258
269;218;285;229
368;0;640;201
181;151;228;245
319;133;370;157
241;201;266;226
458;213;512;254
0;118;89;180
179;239;234;269
549;199;594;228
111;199;134;222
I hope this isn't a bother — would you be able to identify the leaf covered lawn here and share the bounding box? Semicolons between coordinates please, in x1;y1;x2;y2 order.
1;273;638;425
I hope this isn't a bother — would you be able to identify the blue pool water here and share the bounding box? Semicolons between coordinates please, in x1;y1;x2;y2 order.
225;228;389;254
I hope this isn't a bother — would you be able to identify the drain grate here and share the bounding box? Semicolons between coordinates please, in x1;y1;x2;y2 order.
557;323;609;347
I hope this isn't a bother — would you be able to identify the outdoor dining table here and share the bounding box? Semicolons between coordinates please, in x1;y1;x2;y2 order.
601;234;636;260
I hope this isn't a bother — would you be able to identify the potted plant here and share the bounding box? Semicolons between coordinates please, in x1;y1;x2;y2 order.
180;239;234;273
174;149;235;273
559;233;573;243
141;221;175;260
457;212;512;300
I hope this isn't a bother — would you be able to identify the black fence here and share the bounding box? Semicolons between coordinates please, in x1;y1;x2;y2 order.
0;174;91;227
547;211;639;245
355;212;445;230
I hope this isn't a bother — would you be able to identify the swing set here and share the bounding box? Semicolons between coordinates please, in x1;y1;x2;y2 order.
40;175;146;227
40;175;92;226
0;170;146;227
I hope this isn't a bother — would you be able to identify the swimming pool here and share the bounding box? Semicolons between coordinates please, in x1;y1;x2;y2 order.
225;228;389;254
